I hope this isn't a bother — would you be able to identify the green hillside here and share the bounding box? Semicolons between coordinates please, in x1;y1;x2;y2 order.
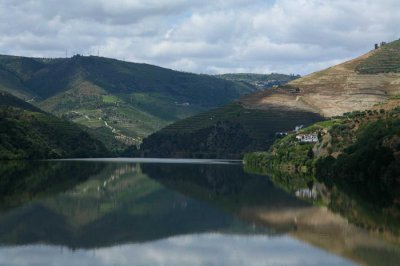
140;102;323;158
0;54;266;150
356;40;400;74
0;92;109;160
0;91;42;112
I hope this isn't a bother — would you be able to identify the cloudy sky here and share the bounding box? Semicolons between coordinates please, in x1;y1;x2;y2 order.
0;0;399;75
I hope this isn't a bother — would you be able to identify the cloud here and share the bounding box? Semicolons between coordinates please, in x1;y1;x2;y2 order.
0;0;399;75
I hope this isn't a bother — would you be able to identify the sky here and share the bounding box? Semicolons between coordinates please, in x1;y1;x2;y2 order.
0;0;399;75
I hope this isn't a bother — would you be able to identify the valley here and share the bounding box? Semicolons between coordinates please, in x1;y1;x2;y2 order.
2;2;400;266
0;54;298;153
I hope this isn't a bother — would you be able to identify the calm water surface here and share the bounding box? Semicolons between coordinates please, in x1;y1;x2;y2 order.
0;159;398;265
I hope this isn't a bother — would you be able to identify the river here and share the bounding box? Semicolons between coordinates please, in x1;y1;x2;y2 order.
0;159;398;265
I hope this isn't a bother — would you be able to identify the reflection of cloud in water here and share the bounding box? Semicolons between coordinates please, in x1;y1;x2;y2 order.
0;233;355;266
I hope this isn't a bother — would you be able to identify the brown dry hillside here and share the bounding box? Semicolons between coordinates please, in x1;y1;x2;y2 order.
242;40;400;117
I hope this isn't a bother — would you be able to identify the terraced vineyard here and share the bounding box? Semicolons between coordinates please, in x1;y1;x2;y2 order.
141;102;323;158
356;40;400;74
164;103;321;139
244;39;400;118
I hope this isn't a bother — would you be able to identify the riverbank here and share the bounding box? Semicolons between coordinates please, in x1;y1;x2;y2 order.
244;107;400;235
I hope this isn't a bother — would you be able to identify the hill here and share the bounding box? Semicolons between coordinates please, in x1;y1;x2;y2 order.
141;40;400;158
140;102;323;158
0;54;264;151
356;40;400;74
243;39;400;117
0;92;109;159
0;90;42;112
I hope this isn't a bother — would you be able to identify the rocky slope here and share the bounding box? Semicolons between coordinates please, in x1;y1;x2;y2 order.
242;39;400;117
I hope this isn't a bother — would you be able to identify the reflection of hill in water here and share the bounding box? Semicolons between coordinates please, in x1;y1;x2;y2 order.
142;163;309;230
0;160;399;265
242;166;400;266
0;161;268;249
0;161;106;211
144;163;400;266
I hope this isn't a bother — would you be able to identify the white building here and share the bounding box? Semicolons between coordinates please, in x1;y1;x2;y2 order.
296;133;318;143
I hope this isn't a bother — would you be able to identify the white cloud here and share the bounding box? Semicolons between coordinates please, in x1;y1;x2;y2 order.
0;0;399;75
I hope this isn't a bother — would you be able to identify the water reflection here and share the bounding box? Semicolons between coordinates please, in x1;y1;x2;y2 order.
242;165;400;266
0;234;353;266
0;161;253;248
0;160;104;211
0;159;398;265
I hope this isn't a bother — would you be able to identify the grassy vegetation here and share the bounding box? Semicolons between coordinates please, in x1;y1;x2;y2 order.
245;135;315;173
356;39;400;74
102;95;119;104
390;95;400;100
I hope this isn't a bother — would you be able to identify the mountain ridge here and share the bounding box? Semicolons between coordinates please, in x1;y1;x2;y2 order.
0;54;296;152
140;40;400;158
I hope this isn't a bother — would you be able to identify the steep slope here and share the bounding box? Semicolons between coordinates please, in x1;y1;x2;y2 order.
140;102;323;158
141;40;400;158
0;90;42;112
0;92;109;159
0;54;262;149
243;40;400;117
356;40;400;74
0;55;44;100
